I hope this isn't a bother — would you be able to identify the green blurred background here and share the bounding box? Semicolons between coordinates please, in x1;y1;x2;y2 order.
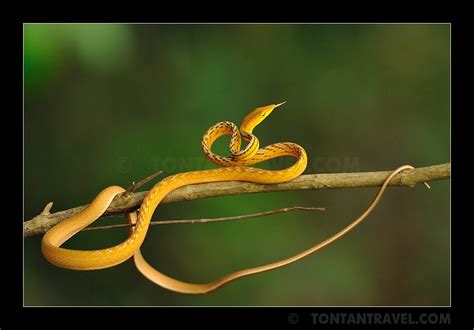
24;24;450;306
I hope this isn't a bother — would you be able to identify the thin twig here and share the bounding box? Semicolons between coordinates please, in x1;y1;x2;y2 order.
125;170;163;196
23;162;450;238
81;206;326;232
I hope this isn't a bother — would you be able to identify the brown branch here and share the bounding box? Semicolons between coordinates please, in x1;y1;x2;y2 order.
23;162;450;238
82;206;326;232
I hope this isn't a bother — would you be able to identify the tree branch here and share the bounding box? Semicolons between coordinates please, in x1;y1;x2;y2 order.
23;162;450;238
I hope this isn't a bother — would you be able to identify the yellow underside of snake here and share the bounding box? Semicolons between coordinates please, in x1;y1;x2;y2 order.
41;102;414;294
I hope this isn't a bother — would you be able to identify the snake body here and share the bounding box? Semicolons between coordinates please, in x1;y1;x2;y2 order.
42;103;417;294
42;103;309;291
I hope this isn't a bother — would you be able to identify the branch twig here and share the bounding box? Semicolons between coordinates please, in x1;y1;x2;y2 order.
82;206;326;232
23;162;450;238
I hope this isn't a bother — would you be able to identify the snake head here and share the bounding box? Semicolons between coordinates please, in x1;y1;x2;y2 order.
240;102;286;133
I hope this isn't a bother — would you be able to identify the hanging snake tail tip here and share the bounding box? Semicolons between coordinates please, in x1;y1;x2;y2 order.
398;165;430;189
274;101;287;108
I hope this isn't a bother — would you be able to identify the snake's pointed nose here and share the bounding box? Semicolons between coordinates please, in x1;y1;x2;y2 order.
274;101;287;109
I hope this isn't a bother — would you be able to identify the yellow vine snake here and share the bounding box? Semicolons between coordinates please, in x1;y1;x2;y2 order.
42;102;418;294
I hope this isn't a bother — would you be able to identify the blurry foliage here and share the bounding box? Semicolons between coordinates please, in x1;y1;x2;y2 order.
24;24;449;306
25;24;133;90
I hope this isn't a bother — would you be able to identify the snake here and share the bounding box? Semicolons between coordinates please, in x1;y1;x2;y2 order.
42;102;418;294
